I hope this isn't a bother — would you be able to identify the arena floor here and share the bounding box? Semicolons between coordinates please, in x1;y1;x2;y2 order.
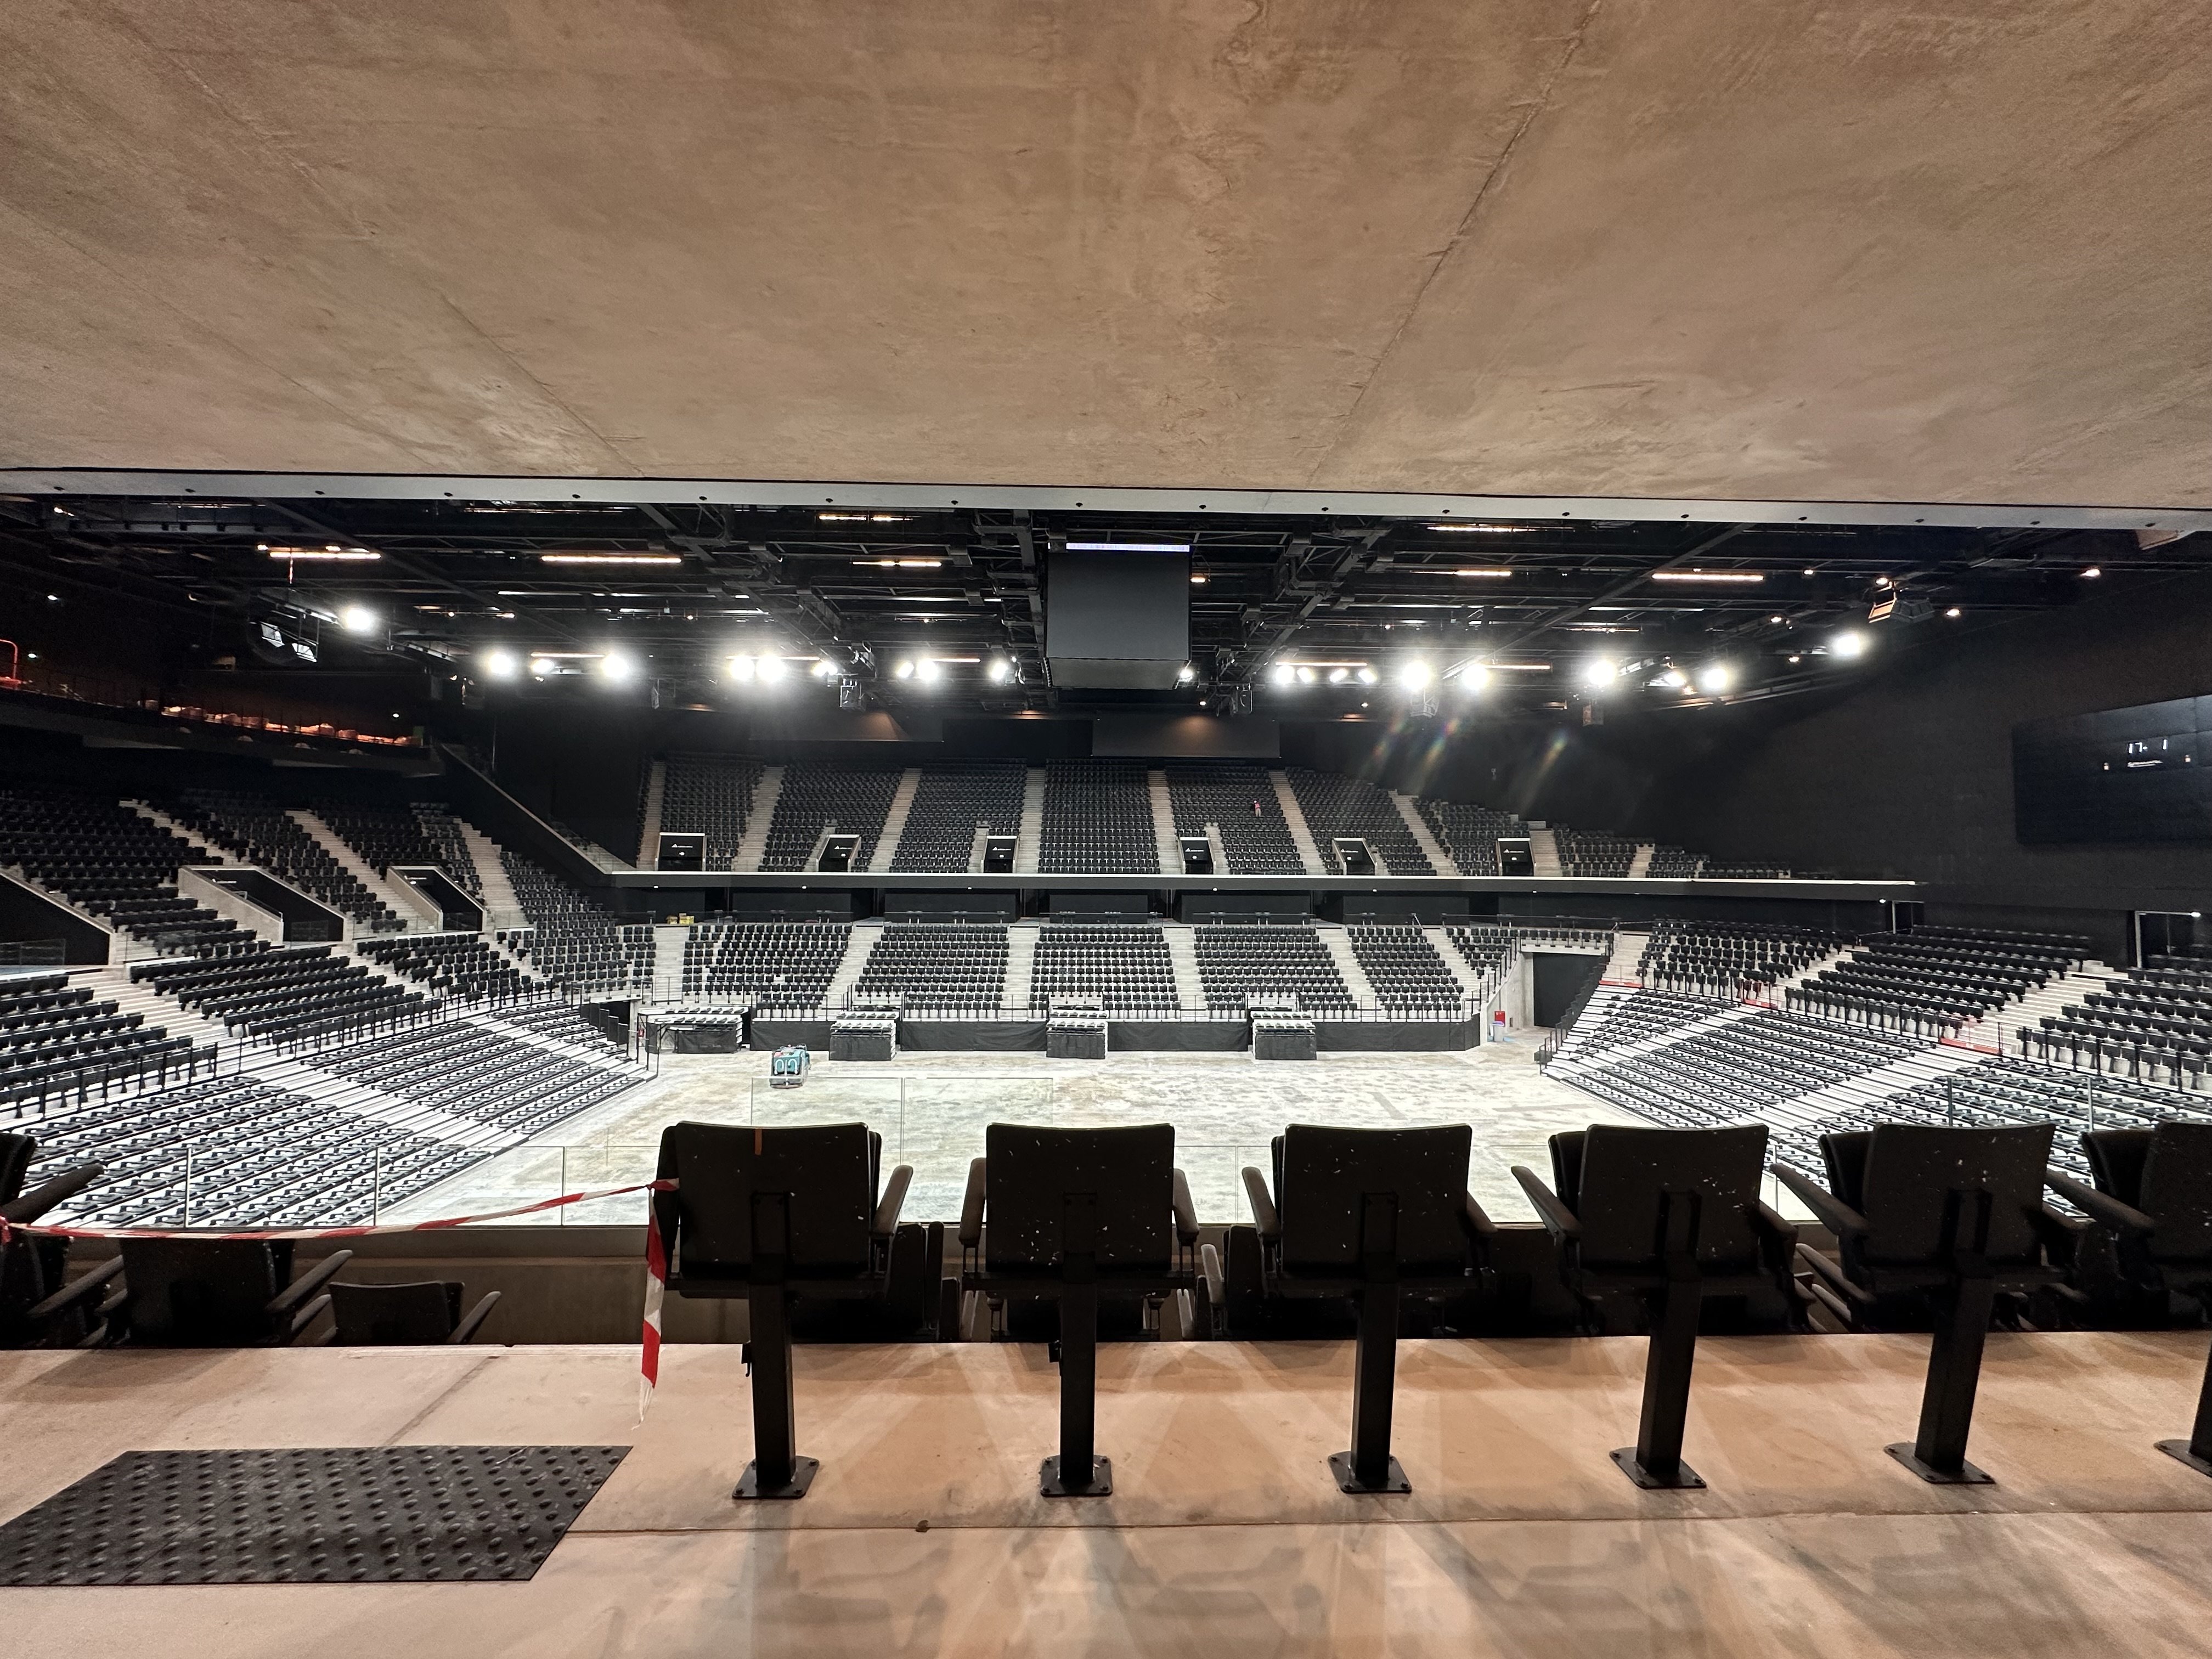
383;1041;1654;1229
6;1333;2210;1656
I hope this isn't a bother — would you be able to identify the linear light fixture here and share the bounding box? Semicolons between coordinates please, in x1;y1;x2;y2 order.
1650;570;1763;583
259;544;379;561
1452;568;1514;578
538;553;682;566
854;558;944;568
819;511;912;522
1425;522;1534;533
1064;541;1190;552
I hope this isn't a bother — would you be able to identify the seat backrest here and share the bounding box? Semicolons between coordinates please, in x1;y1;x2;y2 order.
658;1121;879;1282
2138;1121;2212;1265
116;1238;291;1345
0;1132;31;1205
328;1280;461;1344
1852;1123;2054;1267
1274;1124;1474;1276
2082;1127;2152;1206
1558;1123;1770;1271
984;1123;1175;1273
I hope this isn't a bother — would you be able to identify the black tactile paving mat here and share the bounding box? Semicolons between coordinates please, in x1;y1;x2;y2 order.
0;1445;630;1585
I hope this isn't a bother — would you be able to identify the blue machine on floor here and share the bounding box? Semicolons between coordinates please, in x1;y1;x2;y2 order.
769;1046;811;1088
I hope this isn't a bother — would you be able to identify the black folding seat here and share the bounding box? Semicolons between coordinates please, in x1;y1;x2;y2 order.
960;1124;1197;1495
2045;1122;2212;1477
1782;1124;2073;1482
1513;1124;1799;1488
1238;1125;1486;1492
654;1120;913;1498
102;1238;353;1346
0;1132;117;1347
327;1279;503;1345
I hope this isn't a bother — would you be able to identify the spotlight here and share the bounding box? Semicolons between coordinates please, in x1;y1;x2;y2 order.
1457;664;1491;693
2081;566;2102;578
1269;663;1295;686
1327;667;1350;685
726;654;757;682
757;656;788;684
1398;661;1431;690
337;604;380;636
1296;667;1317;685
479;648;518;680
1697;662;1734;695
988;658;1013;684
1830;631;1867;659
1176;663;1195;685
893;659;915;680
811;657;837;678
529;656;557;677
1656;668;1688;690
1356;667;1379;686
1945;607;1962;619
1579;656;1618;689
597;650;636;682
917;658;944;683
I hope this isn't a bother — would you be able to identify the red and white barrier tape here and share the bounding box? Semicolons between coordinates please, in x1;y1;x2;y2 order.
0;1177;679;1421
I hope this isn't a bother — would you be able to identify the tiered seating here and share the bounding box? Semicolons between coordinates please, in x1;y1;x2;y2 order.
892;763;1025;871
1789;927;2087;1035
1698;861;1794;879
1028;924;1179;1014
358;932;537;1003
498;852;654;994
1645;845;1703;877
659;753;762;870
1554;827;1635;877
759;764;902;871
131;944;429;1044
317;1022;636;1137
495;1002;627;1051
1878;1057;2208;1187
1192;924;1355;1013
1345;926;1462;1012
1638;919;1848;997
413;805;484;897
1286;769;1433;874
1165;763;1304;873
0;971;211;1110
680;921;850;1008
851;924;1008;1013
313;799;448;875
162;788;401;932
1415;799;1526;874
1039;760;1156;873
0;785;246;953
2024;947;2212;1087
1443;925;1517;979
20;1077;485;1228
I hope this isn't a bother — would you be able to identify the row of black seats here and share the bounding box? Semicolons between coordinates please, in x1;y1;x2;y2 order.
0;786;249;953
359;932;537;1003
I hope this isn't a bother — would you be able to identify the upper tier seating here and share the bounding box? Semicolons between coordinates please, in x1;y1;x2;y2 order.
313;799;448;876
0;970;211;1110
760;764;902;871
161;788;403;932
1345;926;1463;1012
852;924;1008;1013
358;933;537;1003
1555;827;1637;878
1414;799;1526;875
131;943;429;1046
1028;924;1180;1015
1645;846;1703;877
1165;763;1304;873
1698;861;1795;879
681;920;850;1008
1039;760;1157;874
1286;769;1432;875
659;753;763;870
1638;919;1849;997
1192;924;1356;1013
414;805;485;896
498;851;653;994
0;785;247;954
893;763;1025;871
20;1076;483;1229
1790;927;2089;1036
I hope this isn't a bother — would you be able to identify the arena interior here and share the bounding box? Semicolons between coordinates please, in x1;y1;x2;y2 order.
4;5;2212;1654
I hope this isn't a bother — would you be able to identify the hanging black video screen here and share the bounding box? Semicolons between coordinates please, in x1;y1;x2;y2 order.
2013;695;2212;843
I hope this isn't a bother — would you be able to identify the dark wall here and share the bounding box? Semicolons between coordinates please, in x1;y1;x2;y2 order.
1644;572;2212;919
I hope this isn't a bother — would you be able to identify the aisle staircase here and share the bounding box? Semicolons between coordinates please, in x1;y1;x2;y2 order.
1319;928;1379;1006
867;769;922;873
1529;828;1563;877
1271;771;1326;875
1147;771;1179;873
1001;922;1040;1013
456;823;526;930
1395;793;1458;876
1015;768;1046;874
731;768;783;873
292;810;426;930
823;922;882;1006
1163;924;1205;1012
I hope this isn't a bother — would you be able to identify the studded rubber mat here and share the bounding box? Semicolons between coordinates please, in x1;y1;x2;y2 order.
0;1445;630;1585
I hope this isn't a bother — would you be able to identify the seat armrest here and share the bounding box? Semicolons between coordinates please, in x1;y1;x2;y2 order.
1240;1167;1280;1242
268;1248;353;1317
1198;1242;1225;1314
24;1255;123;1322
1170;1169;1199;1247
2043;1168;2155;1235
1510;1165;1581;1243
284;1292;335;1341
1753;1202;1798;1246
874;1164;915;1238
449;1290;501;1344
1;1161;105;1224
1774;1167;1867;1240
958;1158;987;1249
1462;1190;1498;1242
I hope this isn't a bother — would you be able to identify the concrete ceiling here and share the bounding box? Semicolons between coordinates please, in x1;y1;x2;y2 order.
3;1;2207;505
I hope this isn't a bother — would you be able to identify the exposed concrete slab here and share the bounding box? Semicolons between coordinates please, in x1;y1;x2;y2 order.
0;2;2205;504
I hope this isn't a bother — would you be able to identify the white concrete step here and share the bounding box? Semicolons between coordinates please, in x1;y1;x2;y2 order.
1147;770;1180;874
1394;792;1458;876
867;769;922;872
123;801;224;860
1601;929;1649;986
825;921;883;1006
456;822;526;930
733;767;783;873
1544;995;1760;1080
1163;923;1205;1012
637;758;667;866
651;924;688;1002
1529;827;1563;877
1628;845;1655;878
1270;770;1327;875
1762;1040;1983;1130
1976;960;2115;1056
1318;927;1380;1007
1001;921;1040;1013
1423;926;1492;1003
1015;767;1046;874
292;810;429;931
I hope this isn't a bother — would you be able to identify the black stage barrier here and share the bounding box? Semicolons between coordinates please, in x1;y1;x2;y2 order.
1108;1019;1250;1052
749;1018;836;1051
896;1019;1048;1052
664;1024;741;1053
1315;1019;1481;1052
